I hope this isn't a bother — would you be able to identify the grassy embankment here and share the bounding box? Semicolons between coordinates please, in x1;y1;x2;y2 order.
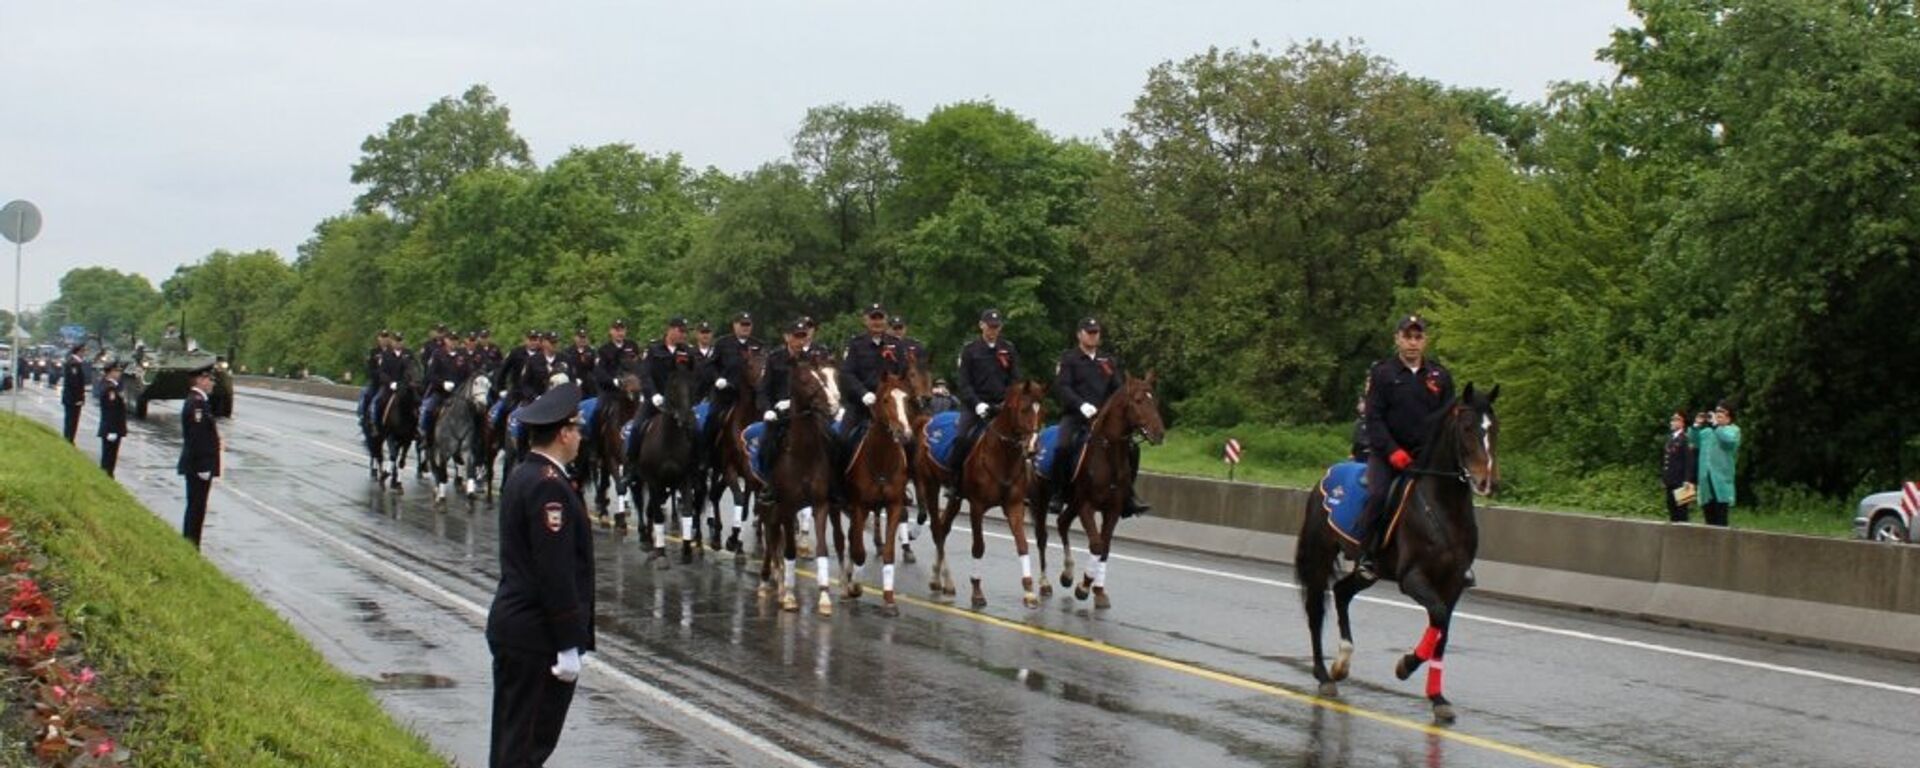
1145;423;1855;537
0;414;445;767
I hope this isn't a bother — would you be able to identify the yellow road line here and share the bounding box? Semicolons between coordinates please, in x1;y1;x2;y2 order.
674;532;1597;768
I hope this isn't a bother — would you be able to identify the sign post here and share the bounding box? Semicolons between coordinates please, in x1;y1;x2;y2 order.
1223;437;1242;482
1;200;44;414
1903;481;1918;543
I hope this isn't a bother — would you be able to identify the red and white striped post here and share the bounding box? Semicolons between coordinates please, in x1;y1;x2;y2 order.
1223;438;1242;482
1903;481;1919;542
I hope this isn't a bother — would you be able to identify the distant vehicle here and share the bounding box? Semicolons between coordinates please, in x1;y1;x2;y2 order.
1853;485;1916;543
123;344;233;419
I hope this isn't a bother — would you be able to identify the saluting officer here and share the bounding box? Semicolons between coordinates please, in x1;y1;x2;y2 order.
485;383;594;768
1355;314;1454;580
61;341;89;444
1051;317;1150;518
948;309;1020;484
178;364;222;550
567;328;598;399
97;360;129;477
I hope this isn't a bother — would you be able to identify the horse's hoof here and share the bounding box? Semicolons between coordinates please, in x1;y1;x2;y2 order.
929;579;943;594
1330;659;1350;682
901;546;916;565
1039;583;1053;598
1022;593;1039;609
1059;571;1074;589
1317;681;1339;698
757;583;770;598
971;594;987;608
1395;655;1419;681
781;594;799;612
880;601;899;618
816;592;833;617
847;582;863;599
1431;703;1456;725
1074;586;1089;601
1093;589;1111;610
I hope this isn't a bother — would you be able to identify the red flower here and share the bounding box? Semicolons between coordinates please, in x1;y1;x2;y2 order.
92;738;115;758
78;667;96;686
40;633;58;653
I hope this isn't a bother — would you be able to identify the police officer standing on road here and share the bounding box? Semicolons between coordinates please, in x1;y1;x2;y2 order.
97;361;129;477
61;342;89;443
178;364;221;550
1355;315;1454;580
948;309;1019;486
485;383;593;768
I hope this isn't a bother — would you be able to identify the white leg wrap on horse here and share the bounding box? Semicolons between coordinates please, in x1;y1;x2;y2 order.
785;559;796;589
1093;559;1108;588
1020;553;1032;580
681;515;693;541
883;564;895;592
798;506;814;532
654;525;666;550
816;556;831;590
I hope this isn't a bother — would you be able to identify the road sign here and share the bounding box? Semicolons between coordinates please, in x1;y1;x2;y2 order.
0;201;41;245
59;325;86;343
1223;438;1242;464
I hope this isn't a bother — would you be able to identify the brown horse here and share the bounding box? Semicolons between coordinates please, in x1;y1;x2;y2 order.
922;380;1048;608
1033;372;1165;609
590;373;641;528
704;347;765;559
831;372;916;616
1296;384;1499;724
759;353;843;614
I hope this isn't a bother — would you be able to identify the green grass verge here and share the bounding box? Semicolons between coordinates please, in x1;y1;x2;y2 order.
1146;422;1857;537
0;414;446;767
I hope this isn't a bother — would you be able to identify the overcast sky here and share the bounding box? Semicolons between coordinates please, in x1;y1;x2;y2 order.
1;1;1636;309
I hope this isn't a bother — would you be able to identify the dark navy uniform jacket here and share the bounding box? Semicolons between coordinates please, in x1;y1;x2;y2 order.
1054;348;1122;430
690;345;720;401
485;452;595;656
954;338;1019;410
377;348;411;389
756;344;818;414
713;335;762;408
61;355;87;407
499;346;533;398
177;389;220;477
890;334;929;372
1363;357;1454;458
97;378;128;438
840;333;902;403
567;345;598;396
639;342;691;402
364;347;383;386
594;339;640;392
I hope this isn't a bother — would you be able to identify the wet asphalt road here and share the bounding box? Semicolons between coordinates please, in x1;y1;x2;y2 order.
11;383;1919;767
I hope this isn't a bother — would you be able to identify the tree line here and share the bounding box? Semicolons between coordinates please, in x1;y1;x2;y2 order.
44;1;1920;498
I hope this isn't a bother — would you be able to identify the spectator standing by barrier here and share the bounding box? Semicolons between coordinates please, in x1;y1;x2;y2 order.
1690;401;1741;527
1662;410;1694;522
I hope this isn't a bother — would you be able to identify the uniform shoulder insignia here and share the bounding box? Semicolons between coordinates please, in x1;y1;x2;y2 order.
542;465;559;480
544;501;565;533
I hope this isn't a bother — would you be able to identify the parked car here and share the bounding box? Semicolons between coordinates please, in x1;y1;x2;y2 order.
1853;488;1914;543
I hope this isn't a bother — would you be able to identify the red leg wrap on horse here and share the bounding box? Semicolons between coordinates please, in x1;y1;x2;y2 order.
1414;627;1442;661
1426;660;1445;698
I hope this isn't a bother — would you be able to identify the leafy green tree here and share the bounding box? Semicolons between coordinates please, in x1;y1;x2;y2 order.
51;267;162;347
350;84;535;221
171;250;297;366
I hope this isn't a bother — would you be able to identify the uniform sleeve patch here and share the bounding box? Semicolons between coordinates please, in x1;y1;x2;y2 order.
544;501;565;533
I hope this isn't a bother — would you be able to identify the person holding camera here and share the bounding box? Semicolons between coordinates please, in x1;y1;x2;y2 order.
1689;401;1741;527
1662;410;1695;522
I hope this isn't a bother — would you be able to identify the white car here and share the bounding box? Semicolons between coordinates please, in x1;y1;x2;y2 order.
1853;490;1915;543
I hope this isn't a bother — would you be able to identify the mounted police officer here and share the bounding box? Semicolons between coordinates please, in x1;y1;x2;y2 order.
370;332;412;428
499;329;539;403
97;360;128;477
756;319;817;471
478;329;504;376
1355;314;1454;580
567;328;598;399
888;314;928;373
1051;317;1151;518
419;332;462;439
690;321;721;401
631;318;691;448
594;319;639;394
358;331;391;424
485;383;593;768
840;302;904;444
948;309;1019;486
60;341;89;443
178;364;221;550
707;312;761;449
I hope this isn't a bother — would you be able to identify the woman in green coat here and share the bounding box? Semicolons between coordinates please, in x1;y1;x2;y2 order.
1689;401;1741;527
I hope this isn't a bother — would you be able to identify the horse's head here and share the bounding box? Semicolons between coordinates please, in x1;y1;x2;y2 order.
1452;383;1501;497
617;372;641;401
998;380;1049;456
875;373;914;446
665;365;699;428
1119;371;1165;446
791;353;841;417
466;374;492;409
902;350;932;413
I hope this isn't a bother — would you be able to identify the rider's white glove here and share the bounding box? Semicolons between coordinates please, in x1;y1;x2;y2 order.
551;648;581;683
775;399;791;412
388;382;398;391
442;381;454;392
833;408;845;422
975;403;989;417
650;394;664;408
715;377;729;390
1080;403;1097;419
763;410;778;422
862;392;877;406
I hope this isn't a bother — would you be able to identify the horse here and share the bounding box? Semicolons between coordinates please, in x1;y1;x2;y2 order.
921;380;1048;608
1032;372;1165;609
760;352;842;615
364;372;420;493
428;372;493;504
703;348;765;559
588;372;642;528
629;365;702;567
1296;383;1500;725
831;372;916;616
892;353;935;564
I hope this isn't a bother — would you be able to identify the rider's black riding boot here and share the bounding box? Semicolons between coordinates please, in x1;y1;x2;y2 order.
1353;503;1386;581
1122;442;1151;518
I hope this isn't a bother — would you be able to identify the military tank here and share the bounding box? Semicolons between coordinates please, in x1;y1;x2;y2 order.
122;343;234;420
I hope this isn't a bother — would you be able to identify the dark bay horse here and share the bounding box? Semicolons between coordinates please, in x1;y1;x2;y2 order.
365;374;420;493
922;380;1048;608
1033;372;1165;609
1296;384;1500;724
630;366;701;567
832;372;915;616
703;348;764;559
760;353;841;615
429;372;492;504
589;372;641;529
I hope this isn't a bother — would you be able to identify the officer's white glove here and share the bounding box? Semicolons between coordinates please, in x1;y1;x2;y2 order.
833;408;845;422
775;399;791;412
862;392;877;406
715;377;729;391
975;403;989;417
650;394;664;408
763;410;778;422
1080;403;1097;419
195;471;211;481
551;647;581;683
388;382;398;391
442;381;455;392
104;434;118;443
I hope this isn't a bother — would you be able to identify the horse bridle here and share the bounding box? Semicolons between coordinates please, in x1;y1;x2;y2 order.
1405;404;1480;485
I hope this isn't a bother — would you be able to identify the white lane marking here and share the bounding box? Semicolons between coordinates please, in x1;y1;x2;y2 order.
952;522;1920;698
194;392;1920;700
218;483;819;768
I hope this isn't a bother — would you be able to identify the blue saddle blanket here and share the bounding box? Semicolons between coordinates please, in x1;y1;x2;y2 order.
924;411;962;469
695;401;712;434
1320;461;1372;541
742;421;769;479
578;397;600;434
1034;424;1065;477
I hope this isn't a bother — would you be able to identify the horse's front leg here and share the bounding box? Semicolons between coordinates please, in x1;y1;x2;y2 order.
966;497;989;608
842;500;867;601
878;494;903;616
1091;501;1122;610
1005;497;1038;609
1394;570;1460;724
